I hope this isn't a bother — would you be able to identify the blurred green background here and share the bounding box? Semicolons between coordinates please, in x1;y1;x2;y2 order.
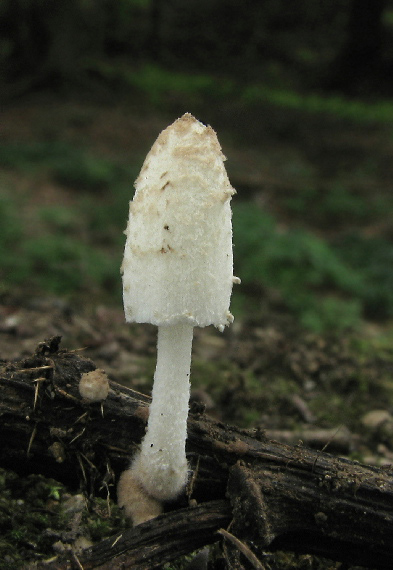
1;0;393;333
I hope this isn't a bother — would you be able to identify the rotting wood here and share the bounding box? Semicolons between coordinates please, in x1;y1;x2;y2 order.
1;337;393;568
41;501;231;570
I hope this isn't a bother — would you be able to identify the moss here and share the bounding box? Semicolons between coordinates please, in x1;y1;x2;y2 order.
0;468;128;568
0;468;63;566
85;498;127;542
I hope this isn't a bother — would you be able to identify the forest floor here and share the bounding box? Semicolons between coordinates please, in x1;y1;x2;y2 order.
1;90;393;569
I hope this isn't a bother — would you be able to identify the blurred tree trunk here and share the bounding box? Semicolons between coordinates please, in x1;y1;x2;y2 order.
0;0;49;79
44;0;84;86
1;0;107;97
328;0;387;93
147;0;163;61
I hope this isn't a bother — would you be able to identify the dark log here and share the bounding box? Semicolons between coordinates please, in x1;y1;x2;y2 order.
1;338;393;568
43;501;231;570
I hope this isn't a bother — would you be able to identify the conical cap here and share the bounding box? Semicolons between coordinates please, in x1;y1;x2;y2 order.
122;113;236;329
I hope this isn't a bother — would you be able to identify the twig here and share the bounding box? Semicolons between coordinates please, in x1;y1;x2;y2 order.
72;551;84;570
32;377;46;410
27;424;38;456
218;528;266;569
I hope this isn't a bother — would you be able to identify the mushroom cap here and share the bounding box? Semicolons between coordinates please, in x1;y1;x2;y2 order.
122;113;235;329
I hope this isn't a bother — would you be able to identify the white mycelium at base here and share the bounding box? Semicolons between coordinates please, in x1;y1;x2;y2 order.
131;322;193;501
117;468;163;525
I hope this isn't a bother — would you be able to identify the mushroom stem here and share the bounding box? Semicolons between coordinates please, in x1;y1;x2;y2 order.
132;322;193;501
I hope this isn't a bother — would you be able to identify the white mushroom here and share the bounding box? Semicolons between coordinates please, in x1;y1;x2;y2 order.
117;113;238;523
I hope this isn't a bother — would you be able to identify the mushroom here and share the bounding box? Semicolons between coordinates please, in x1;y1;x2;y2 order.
117;113;239;524
79;369;110;403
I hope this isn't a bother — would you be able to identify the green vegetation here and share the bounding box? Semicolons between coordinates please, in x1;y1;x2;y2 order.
242;84;393;124
0;141;125;190
0;142;135;302
88;61;393;126
284;184;386;227
88;62;235;107
334;234;393;320
0;191;123;300
233;203;364;331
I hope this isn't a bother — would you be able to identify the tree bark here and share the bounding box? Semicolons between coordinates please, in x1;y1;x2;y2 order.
1;337;393;568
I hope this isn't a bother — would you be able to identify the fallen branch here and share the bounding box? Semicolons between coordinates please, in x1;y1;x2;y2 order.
44;501;231;569
264;425;359;454
1;337;393;568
